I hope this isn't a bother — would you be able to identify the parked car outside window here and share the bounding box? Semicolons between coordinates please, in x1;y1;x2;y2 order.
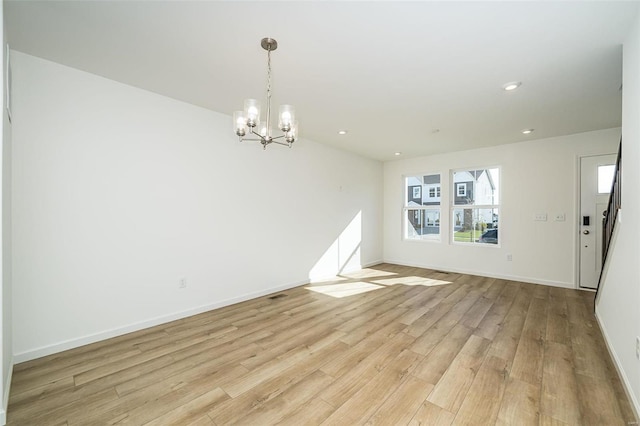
478;228;498;244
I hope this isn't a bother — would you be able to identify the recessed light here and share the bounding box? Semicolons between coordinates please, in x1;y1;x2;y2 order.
394;152;402;156
338;130;348;135
503;82;522;91
522;129;534;134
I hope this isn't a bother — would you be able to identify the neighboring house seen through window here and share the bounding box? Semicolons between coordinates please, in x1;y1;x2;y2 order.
404;174;441;241
452;168;500;245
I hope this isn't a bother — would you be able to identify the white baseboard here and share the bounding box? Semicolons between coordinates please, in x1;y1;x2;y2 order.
383;258;574;289
14;279;309;364
594;310;640;422
14;259;386;363
1;360;13;426
362;259;383;268
11;257;566;365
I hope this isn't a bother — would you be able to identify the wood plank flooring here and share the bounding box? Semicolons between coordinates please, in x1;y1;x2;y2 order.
7;264;637;425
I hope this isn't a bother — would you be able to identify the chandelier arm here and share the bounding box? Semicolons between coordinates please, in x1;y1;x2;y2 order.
271;140;292;147
248;128;265;138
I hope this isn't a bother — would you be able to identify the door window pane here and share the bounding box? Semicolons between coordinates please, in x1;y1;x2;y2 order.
598;165;615;194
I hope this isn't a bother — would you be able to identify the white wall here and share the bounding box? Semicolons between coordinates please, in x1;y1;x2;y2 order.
10;51;383;361
596;9;640;417
1;1;12;423
384;128;620;287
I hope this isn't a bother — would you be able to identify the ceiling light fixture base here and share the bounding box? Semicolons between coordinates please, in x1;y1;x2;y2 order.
503;81;522;91
261;38;278;51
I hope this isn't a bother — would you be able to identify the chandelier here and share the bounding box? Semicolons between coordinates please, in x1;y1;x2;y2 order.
233;38;298;149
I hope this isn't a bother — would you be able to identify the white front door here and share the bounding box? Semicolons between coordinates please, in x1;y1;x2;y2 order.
579;154;616;289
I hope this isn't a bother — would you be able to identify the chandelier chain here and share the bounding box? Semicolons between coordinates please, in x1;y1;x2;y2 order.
267;48;272;101
265;48;273;139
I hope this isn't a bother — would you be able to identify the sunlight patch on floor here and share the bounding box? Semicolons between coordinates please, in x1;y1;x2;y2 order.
309;275;349;284
344;268;399;279
371;276;452;287
305;281;384;298
309;269;398;284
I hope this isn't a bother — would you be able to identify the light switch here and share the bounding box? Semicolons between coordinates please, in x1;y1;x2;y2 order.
534;213;547;221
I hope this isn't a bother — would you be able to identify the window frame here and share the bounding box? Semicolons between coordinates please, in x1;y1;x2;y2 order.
451;167;501;246
403;173;442;242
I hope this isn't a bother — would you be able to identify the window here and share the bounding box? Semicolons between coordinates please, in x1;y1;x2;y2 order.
598;164;615;194
452;168;500;245
404;174;441;241
428;186;441;198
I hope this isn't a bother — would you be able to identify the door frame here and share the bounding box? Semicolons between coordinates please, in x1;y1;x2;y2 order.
575;152;616;290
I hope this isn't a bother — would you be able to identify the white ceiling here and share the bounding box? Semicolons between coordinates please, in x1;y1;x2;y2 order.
5;1;639;161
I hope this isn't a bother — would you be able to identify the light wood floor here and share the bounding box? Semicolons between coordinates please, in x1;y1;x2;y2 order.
8;264;637;425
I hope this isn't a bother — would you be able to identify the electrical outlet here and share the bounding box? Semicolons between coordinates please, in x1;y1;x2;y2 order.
554;213;566;222
179;278;187;289
534;213;548;221
506;254;513;261
636;337;639;360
